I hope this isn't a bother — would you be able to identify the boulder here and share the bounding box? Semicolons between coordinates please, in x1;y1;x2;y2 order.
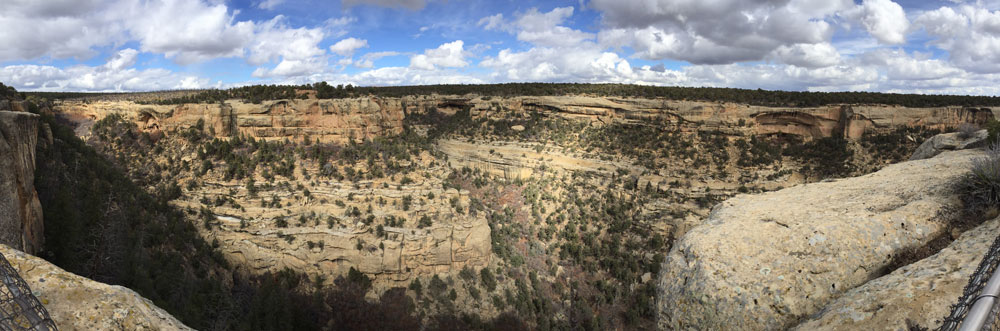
0;245;192;330
910;129;988;160
793;216;1000;330
657;149;981;330
0;111;44;254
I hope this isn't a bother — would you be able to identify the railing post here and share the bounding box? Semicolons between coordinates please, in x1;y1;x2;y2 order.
960;266;1000;331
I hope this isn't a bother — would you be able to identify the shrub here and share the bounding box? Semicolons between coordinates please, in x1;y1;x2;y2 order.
418;215;433;228
960;139;1000;216
986;119;1000;144
429;275;447;298
347;267;372;292
480;268;497;292
409;279;423;297
957;122;980;140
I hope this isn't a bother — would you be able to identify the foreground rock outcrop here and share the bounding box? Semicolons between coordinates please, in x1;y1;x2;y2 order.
657;149;981;330
792;216;1000;330
910;129;989;160
0;245;191;330
0;110;44;254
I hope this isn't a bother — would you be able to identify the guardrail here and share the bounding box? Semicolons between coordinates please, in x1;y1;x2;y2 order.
942;234;1000;331
0;252;56;331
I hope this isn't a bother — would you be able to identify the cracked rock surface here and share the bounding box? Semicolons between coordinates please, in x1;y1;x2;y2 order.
792;216;1000;330
0;245;191;330
657;149;981;330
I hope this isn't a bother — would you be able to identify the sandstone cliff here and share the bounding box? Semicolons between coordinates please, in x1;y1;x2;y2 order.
0;110;44;254
657;149;981;329
209;212;491;284
0;244;191;330
54;95;994;143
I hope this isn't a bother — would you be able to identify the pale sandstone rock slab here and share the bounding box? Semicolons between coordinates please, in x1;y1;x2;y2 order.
910;129;988;161
792;217;1000;330
657;149;981;330
0;245;191;331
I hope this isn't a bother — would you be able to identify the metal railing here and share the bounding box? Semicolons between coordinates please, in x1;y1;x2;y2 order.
0;252;56;331
942;233;1000;331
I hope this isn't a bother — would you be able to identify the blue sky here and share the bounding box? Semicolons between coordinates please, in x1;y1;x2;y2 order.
2;0;1000;95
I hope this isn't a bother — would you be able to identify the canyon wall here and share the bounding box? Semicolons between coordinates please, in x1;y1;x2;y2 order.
0;106;44;254
54;95;995;143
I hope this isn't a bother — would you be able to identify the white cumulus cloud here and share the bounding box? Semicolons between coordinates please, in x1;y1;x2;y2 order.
915;5;1000;73
850;0;911;44
410;40;468;70
0;48;211;91
330;38;369;57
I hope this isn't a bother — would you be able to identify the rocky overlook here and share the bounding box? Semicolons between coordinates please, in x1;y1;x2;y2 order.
0;244;191;330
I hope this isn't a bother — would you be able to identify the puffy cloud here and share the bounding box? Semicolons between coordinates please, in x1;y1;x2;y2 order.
850;0;910;44
341;0;427;10
101;48;140;72
590;0;852;64
330;38;369;57
479;7;595;48
354;51;400;68
245;16;329;79
2;0;331;73
915;5;1000;73
481;47;636;83
257;0;283;10
770;43;842;68
410;40;468;70
861;49;963;81
0;0;129;61
252;57;329;78
129;0;255;64
477;14;507;31
247;17;326;65
0;48;211;91
349;66;483;85
513;7;595;48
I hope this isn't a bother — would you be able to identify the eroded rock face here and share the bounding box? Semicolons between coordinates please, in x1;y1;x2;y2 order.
57;98;407;143
910;129;988;160
0;245;191;331
54;96;994;143
792;216;1000;330
656;149;981;330
436;139;636;180
0;111;44;254
213;217;491;283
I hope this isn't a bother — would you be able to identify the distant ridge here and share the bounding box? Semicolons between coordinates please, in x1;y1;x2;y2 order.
20;82;1000;108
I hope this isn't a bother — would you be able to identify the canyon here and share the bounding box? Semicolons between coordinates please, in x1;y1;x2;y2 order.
0;87;996;329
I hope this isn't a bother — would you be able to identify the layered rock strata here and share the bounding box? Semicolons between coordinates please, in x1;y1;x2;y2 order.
0;110;44;254
54;96;995;143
